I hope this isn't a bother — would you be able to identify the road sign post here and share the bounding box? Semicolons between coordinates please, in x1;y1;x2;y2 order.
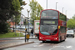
25;19;26;42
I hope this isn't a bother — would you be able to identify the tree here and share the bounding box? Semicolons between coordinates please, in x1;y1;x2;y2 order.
12;0;20;11
29;0;43;25
0;0;27;33
67;19;75;29
0;0;13;33
36;4;43;19
12;0;21;25
72;14;75;19
0;0;12;22
12;0;27;24
19;0;27;10
19;0;27;6
67;14;75;29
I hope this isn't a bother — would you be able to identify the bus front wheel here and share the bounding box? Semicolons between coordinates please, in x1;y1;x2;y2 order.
58;37;61;42
42;41;45;43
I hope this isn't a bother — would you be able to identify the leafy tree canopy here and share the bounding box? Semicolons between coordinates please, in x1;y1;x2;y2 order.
0;0;27;33
67;19;75;29
67;14;75;29
29;0;43;25
72;14;75;19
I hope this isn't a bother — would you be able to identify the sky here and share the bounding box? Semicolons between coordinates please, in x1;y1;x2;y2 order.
22;0;75;19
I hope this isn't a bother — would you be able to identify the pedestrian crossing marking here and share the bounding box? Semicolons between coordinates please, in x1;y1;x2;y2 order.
39;44;44;47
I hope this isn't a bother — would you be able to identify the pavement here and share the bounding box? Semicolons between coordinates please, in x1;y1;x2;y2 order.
0;31;38;49
0;36;37;49
0;40;34;49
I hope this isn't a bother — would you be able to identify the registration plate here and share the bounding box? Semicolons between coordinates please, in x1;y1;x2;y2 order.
46;39;50;41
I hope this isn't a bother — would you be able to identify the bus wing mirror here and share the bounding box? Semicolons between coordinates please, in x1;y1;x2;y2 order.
58;26;60;29
39;23;40;25
38;27;40;29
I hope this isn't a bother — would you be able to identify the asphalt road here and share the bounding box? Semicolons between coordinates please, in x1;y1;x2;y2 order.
3;37;75;50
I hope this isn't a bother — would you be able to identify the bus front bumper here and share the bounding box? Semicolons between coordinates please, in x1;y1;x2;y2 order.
39;36;59;41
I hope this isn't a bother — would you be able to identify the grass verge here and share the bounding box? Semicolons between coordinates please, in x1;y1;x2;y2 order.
0;32;24;38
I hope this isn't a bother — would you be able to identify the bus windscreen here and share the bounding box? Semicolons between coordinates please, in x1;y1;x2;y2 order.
40;19;58;35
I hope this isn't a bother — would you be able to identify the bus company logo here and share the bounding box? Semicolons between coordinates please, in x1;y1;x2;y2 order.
62;22;66;26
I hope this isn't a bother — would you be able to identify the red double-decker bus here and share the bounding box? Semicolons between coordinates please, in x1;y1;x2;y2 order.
39;9;67;42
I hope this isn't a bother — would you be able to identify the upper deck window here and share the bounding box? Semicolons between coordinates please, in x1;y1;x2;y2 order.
41;10;58;19
59;13;66;21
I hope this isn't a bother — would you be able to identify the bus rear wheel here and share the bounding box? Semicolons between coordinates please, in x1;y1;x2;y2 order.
63;36;66;41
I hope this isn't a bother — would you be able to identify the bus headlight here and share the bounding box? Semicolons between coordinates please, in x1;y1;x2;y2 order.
54;38;57;40
40;37;43;39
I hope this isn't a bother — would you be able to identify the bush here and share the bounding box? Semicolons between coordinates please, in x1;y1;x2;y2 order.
0;23;10;34
0;32;24;38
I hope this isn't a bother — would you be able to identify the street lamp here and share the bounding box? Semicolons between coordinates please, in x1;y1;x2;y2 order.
62;7;64;13
65;10;67;15
21;14;27;42
27;9;30;34
56;2;58;10
46;0;48;9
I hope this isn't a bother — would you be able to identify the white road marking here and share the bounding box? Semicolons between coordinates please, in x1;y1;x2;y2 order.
53;46;65;48
66;46;72;48
33;45;37;47
35;43;39;44
49;45;73;50
33;43;44;47
49;46;65;50
39;44;44;47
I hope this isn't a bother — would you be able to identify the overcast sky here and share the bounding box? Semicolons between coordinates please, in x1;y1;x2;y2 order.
22;0;75;19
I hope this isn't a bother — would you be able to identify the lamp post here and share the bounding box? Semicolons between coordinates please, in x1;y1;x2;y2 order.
56;2;58;10
65;10;67;15
46;0;48;9
21;14;27;42
27;9;30;34
62;7;64;13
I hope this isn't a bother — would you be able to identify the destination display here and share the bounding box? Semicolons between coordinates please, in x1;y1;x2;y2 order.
43;21;55;24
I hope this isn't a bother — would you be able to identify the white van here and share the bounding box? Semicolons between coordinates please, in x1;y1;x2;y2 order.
67;30;74;38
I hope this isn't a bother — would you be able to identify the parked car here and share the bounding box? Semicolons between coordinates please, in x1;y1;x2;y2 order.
66;30;74;38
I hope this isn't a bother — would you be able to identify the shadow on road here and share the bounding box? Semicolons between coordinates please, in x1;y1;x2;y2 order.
40;40;65;44
0;49;4;50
